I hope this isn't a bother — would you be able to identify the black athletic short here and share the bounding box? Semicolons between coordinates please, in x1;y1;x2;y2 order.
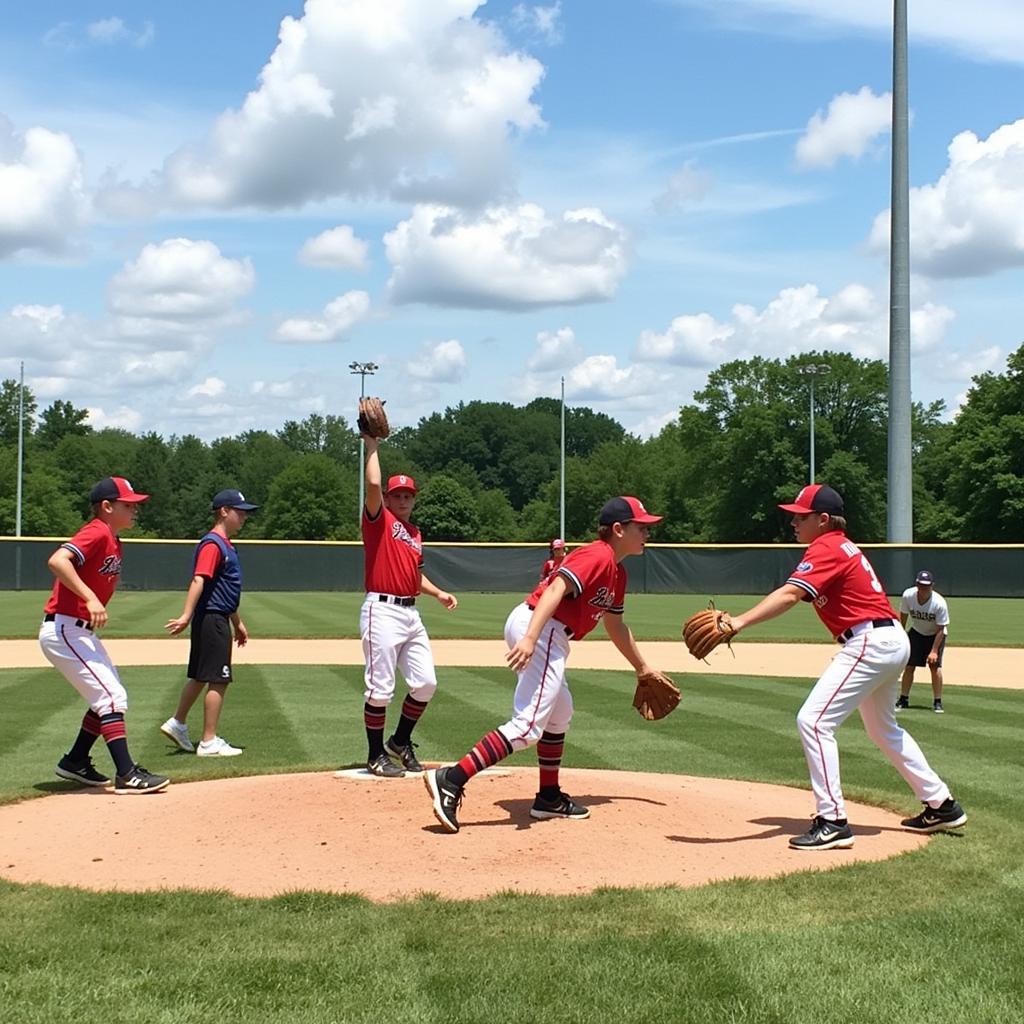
907;627;944;668
188;612;233;683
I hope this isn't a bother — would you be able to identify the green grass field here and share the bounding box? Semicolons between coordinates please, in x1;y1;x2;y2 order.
1;590;1018;645
0;657;1021;1023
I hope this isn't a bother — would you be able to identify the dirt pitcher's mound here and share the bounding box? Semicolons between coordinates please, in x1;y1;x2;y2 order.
0;768;928;901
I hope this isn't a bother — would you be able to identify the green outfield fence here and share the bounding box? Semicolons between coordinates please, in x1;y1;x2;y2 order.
2;537;1023;597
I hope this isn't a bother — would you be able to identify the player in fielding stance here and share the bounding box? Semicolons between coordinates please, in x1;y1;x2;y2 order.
40;477;169;794
358;432;457;777
425;496;666;833
718;485;966;850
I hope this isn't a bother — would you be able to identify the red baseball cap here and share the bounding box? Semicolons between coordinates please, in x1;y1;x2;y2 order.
598;496;663;526
386;474;417;494
778;484;844;515
89;476;150;504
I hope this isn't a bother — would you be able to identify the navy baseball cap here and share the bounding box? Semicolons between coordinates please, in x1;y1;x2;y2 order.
778;484;844;515
915;570;934;585
599;496;663;526
90;476;149;504
211;489;259;511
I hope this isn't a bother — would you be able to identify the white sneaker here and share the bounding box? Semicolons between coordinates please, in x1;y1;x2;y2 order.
196;736;243;757
160;717;194;753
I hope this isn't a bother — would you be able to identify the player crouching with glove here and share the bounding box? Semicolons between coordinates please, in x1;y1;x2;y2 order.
681;484;966;851
425;496;680;833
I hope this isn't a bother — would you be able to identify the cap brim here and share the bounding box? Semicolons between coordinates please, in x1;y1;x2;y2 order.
634;513;663;524
778;502;813;514
119;494;150;503
234;503;259;511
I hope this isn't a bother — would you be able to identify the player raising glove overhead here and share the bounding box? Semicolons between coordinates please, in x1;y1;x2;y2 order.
356;400;457;779
424;496;680;834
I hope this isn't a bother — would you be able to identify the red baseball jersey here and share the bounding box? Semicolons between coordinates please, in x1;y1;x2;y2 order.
540;557;560;580
362;505;423;596
44;518;124;617
785;530;898;639
526;538;626;640
194;540;226;578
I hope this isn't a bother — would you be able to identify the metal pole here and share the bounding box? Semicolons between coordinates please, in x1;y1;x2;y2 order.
809;375;816;485
888;0;913;541
15;361;24;590
559;376;566;540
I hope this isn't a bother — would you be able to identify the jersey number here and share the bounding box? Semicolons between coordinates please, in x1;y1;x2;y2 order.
861;556;883;593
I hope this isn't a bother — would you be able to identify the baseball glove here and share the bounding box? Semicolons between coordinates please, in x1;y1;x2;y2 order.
632;669;681;721
357;396;390;439
682;607;736;661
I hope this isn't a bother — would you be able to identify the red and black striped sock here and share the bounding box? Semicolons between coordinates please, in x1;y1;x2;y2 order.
448;730;513;787
67;710;102;762
99;712;134;776
364;702;387;759
537;730;565;797
391;695;428;747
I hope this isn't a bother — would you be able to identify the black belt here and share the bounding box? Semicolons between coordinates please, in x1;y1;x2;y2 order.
526;604;573;637
838;619;896;644
378;594;416;607
44;612;93;631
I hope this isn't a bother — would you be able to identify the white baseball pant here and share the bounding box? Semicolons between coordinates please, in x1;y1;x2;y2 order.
39;614;127;716
797;625;951;820
497;602;575;751
360;595;438;705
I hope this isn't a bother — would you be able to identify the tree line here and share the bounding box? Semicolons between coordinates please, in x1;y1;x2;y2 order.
1;345;1021;544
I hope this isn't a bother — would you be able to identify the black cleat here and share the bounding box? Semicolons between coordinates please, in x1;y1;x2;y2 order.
901;798;966;833
789;815;855;850
530;791;590;820
424;767;463;833
367;752;405;778
895;695;910;710
114;764;170;795
385;736;424;773
55;755;111;788
933;699;944;714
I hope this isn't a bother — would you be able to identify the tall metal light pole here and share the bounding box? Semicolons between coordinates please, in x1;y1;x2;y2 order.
559;376;566;540
349;360;378;524
888;0;913;541
797;364;831;484
15;361;24;590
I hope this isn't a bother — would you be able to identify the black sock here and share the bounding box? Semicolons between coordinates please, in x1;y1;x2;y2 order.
392;696;428;747
446;764;469;788
539;785;562;801
364;703;386;759
99;713;135;776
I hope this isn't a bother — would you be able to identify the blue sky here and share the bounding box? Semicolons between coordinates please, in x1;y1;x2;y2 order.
2;0;1022;439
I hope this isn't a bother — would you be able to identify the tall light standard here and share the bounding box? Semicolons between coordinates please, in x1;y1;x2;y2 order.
559;376;566;541
797;364;831;484
349;360;378;524
15;361;24;590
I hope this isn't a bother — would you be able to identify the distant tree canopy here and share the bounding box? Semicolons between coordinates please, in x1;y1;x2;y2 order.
2;346;1021;543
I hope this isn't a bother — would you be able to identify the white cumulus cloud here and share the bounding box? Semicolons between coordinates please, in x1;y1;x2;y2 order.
85;406;144;431
0;119;90;258
406;339;468;382
510;3;563;45
564;355;661;401
527;326;582;371
187;377;227;399
796;87;892;168
298;225;369;270
107;238;254;321
384;203;629;309
868;118;1024;277
150;0;544;210
274;289;371;342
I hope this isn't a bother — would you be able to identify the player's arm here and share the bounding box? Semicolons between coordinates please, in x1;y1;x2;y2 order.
899;612;909;628
47;546;107;629
363;434;383;518
506;574;570;671
420;572;457;610
602;612;651;674
230;610;248;647
165;575;206;635
729;583;804;635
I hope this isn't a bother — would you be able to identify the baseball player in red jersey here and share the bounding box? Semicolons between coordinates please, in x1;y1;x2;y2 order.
425;496;668;833
39;477;170;794
359;433;457;777
539;537;566;580
724;485;966;849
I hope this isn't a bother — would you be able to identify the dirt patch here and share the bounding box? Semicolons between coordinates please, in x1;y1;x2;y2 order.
0;767;928;901
0;637;1017;688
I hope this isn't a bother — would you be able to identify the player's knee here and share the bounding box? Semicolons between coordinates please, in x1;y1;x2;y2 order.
409;679;437;702
796;709;822;739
